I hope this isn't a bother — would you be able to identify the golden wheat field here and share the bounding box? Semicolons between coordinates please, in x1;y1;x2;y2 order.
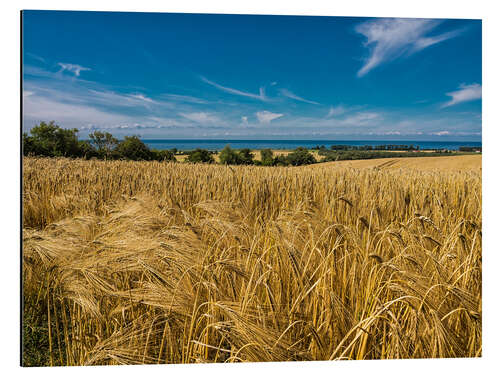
22;156;482;366
316;155;482;171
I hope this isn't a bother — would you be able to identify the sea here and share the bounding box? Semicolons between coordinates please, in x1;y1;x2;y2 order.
142;139;482;151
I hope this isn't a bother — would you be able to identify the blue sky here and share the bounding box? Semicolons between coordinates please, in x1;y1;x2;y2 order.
22;11;482;140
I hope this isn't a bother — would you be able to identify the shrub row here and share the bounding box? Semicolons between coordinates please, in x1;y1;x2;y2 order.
22;122;318;166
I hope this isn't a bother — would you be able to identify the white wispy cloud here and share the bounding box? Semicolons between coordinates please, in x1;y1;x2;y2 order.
22;78;220;134
201;76;268;101
340;112;380;125
256;111;284;124
179;112;220;123
23;93;134;129
279;88;319;105
355;19;464;77
57;62;91;77
58;87;167;109
159;93;209;104
25;52;46;63
24;65;71;80
441;83;482;108
23;64;481;139
326;106;346;117
431;130;451;136
128;93;155;103
23;90;213;134
24;65;170;110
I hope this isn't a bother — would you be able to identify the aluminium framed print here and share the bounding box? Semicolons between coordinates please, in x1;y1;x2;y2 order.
21;9;482;367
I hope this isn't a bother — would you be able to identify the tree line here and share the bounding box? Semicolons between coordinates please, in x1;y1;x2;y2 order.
458;146;481;152
22;121;319;166
23;121;177;161
313;144;421;151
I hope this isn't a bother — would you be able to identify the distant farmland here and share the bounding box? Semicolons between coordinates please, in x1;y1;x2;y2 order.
314;154;481;171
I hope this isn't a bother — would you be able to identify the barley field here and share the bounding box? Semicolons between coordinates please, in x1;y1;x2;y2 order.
22;156;482;366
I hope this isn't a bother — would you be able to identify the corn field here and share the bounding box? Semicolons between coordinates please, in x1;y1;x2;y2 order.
22;157;482;366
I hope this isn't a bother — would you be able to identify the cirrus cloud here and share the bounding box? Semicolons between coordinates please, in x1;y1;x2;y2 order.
201;76;268;102
57;62;91;77
356;18;464;77
279;88;319;105
179;112;220;124
256;111;284;124
441;83;482;108
326;106;346;117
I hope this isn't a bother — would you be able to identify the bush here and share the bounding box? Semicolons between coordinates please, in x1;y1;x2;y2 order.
151;149;176;162
219;145;241;165
115;136;153;160
273;154;290;166
286;147;316;166
186;148;215;164
260;149;274;166
219;146;255;165
238;148;254;165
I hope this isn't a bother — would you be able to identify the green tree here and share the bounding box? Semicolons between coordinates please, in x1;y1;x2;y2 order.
286;147;316;166
273;154;290;166
22;132;37;156
238;148;254;165
77;140;98;159
186;148;214;164
219;145;241;165
89;131;118;159
28;121;80;157
260;148;274;166
151;149;177;162
115;136;153;160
